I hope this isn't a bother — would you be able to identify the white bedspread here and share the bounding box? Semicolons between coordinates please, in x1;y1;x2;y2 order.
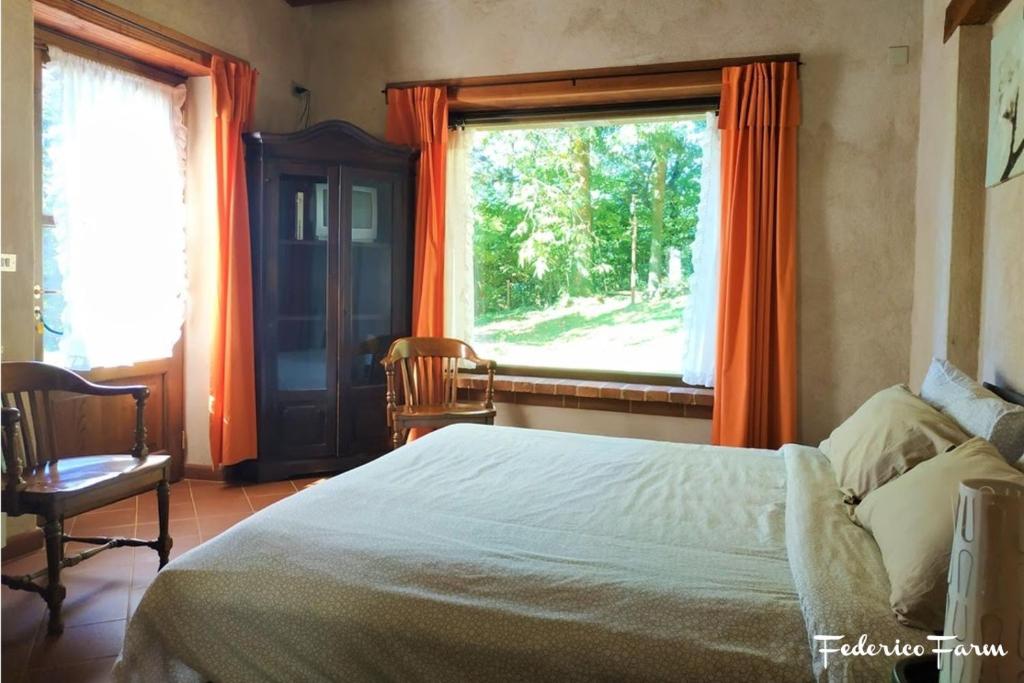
115;425;921;682
783;444;933;682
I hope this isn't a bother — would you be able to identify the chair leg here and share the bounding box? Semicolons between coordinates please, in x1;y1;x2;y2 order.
391;424;404;450
42;517;66;636
156;479;173;569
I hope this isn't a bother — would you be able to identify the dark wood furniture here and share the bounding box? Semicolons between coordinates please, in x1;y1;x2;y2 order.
943;0;1012;41
0;361;172;635
239;120;417;481
892;656;938;683
382;337;497;449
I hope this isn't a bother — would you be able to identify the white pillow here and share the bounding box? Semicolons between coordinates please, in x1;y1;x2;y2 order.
920;358;1024;462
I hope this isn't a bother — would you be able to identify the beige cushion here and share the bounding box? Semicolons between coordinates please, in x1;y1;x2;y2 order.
855;437;1024;630
820;384;969;503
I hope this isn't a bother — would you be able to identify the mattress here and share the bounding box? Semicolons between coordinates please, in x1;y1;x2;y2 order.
114;424;930;682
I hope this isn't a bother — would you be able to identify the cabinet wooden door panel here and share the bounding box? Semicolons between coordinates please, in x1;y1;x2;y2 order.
241;121;416;481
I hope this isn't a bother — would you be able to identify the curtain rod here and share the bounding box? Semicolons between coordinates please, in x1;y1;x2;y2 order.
382;53;802;98
448;98;720;129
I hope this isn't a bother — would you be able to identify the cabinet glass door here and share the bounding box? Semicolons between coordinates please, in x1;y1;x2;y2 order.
348;177;395;386
342;168;407;456
277;174;331;391
266;166;338;459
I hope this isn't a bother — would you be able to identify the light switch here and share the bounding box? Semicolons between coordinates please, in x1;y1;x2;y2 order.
888;46;909;66
0;254;16;272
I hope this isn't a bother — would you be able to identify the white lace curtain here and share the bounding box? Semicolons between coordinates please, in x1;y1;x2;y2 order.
44;47;187;370
681;112;720;387
444;126;475;342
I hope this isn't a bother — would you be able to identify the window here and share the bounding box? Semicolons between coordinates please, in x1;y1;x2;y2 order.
448;111;720;382
39;46;187;370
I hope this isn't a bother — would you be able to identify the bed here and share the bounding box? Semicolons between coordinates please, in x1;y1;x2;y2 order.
114;424;930;682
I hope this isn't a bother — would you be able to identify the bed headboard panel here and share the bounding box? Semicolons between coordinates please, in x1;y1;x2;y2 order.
983;382;1024;407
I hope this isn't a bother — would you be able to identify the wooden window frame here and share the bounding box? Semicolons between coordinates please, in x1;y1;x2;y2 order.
28;1;231;473
396;58;805;387
457;106;717;387
35;27;187;87
31;0;252;360
32;0;247;77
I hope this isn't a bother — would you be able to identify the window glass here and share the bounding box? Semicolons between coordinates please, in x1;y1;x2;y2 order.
463;114;710;376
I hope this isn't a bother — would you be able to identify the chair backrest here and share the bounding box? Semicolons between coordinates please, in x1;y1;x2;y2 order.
382;337;492;406
1;362;149;474
1;363;66;469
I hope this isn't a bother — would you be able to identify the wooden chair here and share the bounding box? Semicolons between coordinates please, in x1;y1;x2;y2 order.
0;361;172;635
381;337;497;449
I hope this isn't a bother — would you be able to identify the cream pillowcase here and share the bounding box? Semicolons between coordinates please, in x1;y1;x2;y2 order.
854;437;1024;631
819;384;969;503
920;358;1024;462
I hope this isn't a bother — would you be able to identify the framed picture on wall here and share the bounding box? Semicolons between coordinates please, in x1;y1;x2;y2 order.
987;5;1024;186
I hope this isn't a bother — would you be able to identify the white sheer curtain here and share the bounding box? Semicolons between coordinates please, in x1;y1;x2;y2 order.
44;47;187;370
444;126;476;342
681;112;720;387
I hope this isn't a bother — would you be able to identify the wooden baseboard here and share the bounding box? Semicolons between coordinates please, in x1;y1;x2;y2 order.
182;463;224;481
2;527;43;561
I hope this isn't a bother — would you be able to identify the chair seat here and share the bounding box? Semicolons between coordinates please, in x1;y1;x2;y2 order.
395;402;496;419
13;454;171;496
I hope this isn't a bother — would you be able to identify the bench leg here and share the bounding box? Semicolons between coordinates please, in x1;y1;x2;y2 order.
156;479;173;569
43;517;66;636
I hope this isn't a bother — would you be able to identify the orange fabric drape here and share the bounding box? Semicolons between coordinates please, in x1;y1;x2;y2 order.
209;56;258;467
385;86;449;339
385;88;448;440
712;62;800;449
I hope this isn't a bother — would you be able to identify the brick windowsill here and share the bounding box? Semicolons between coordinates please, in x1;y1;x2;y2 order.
457;375;714;419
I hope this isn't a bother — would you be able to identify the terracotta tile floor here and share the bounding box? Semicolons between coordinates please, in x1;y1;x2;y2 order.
1;477;323;682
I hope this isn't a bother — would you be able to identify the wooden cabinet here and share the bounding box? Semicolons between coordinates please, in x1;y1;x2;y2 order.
238;121;417;481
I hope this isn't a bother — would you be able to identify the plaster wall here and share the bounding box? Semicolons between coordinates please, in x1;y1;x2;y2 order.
1;0;36;363
1;0;39;542
910;0;1024;396
493;403;712;444
307;0;925;444
978;0;1024;394
184;77;217;468
109;0;315;133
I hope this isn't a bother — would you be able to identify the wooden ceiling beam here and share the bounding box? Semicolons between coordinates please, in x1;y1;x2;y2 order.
285;0;352;6
944;0;1012;41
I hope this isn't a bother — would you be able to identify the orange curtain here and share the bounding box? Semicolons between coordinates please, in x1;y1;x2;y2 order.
209;56;258;467
385;86;449;339
712;62;800;449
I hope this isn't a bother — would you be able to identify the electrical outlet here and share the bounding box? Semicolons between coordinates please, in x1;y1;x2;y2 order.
0;254;16;272
888;46;909;66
